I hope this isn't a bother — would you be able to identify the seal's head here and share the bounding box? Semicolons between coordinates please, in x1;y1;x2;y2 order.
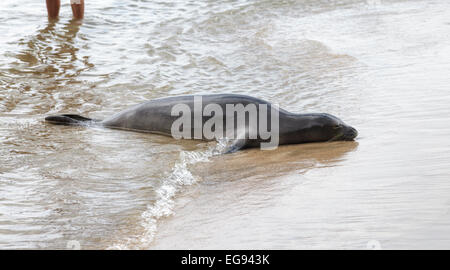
300;113;358;142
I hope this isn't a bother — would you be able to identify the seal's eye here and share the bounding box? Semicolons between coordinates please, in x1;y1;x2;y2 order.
333;125;341;129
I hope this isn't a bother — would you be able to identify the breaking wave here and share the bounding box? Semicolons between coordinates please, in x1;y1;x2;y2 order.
108;139;230;249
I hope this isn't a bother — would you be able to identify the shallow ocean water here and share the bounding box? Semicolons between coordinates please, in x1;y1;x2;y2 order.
0;0;450;249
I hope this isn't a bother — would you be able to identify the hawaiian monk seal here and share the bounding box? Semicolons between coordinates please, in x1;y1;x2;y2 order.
45;94;357;152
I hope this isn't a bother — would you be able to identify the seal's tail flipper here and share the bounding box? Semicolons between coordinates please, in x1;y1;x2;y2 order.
45;114;98;126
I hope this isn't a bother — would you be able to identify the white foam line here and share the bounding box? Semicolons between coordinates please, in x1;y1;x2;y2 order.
108;139;230;249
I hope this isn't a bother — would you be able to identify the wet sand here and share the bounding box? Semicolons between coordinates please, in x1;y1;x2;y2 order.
1;0;450;249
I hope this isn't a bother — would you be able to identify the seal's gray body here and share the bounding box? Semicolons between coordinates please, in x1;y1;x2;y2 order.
45;94;357;152
103;94;272;138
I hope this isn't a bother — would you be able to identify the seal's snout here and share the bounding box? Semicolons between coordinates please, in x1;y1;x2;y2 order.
343;126;358;140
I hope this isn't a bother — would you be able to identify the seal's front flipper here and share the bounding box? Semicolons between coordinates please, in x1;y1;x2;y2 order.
45;114;99;126
223;138;248;154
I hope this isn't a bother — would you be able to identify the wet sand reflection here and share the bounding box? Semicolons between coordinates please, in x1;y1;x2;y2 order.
2;18;93;113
